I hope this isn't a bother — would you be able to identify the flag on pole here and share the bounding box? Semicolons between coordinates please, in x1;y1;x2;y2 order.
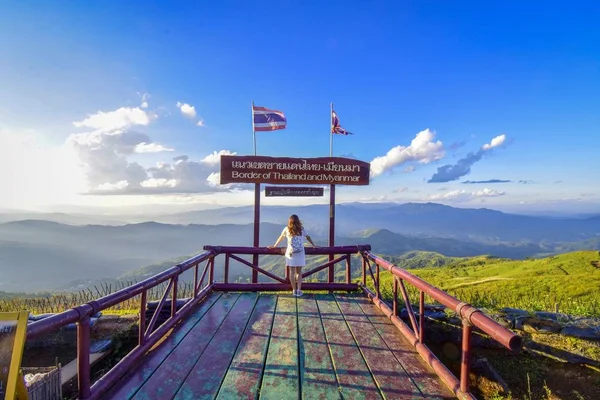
331;109;353;135
252;106;287;131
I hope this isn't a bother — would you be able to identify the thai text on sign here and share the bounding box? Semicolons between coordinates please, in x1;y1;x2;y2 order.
220;156;370;186
265;186;324;197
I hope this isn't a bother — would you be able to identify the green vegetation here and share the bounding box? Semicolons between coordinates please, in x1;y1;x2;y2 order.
373;250;600;316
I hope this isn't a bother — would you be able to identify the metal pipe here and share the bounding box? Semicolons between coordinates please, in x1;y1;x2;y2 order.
139;290;147;346
212;282;358;292
171;276;178;318
363;288;474;399
345;254;351;284
302;255;347;278
363;251;521;351
461;322;473;394
393;278;398;316
77;316;91;399
203;245;371;255
362;256;366;286
419;291;425;343
89;285;213;399
398;279;419;337
224;254;230;283
252;182;260;283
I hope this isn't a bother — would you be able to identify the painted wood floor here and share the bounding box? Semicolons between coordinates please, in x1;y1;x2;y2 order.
104;292;454;400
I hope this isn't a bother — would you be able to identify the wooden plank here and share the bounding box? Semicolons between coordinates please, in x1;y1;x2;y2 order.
354;296;454;399
216;295;277;400
105;292;222;400
259;295;299;400
335;294;424;399
174;293;259;399
297;294;341;400
316;294;382;400
132;293;240;400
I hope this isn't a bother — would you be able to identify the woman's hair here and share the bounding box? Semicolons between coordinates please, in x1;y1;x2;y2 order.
287;214;303;236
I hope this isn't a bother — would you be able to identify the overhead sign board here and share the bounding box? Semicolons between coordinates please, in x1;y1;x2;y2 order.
1;311;29;400
220;156;370;186
265;186;324;197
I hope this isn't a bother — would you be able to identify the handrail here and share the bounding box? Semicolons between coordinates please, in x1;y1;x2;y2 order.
364;251;521;351
25;249;216;400
361;250;522;399
203;244;371;255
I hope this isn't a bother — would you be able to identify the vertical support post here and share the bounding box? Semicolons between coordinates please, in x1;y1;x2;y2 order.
193;264;199;296
253;182;260;284
393;278;398;316
376;263;381;299
224;254;230;284
77;316;91;399
285;265;290;283
362;256;366;286
460;321;473;394
209;257;215;285
419;291;425;343
345;254;351;284
328;184;335;283
139;290;147;346
171;276;178;318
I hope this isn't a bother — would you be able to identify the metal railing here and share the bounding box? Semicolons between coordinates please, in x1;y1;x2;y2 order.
360;250;522;400
27;250;217;400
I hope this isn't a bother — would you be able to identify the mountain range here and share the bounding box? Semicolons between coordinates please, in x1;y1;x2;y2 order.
0;202;598;293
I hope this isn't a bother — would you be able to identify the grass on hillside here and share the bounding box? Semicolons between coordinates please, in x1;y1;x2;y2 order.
373;251;600;316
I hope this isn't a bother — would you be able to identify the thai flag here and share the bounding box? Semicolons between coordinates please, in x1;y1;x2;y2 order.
253;106;287;132
331;109;353;135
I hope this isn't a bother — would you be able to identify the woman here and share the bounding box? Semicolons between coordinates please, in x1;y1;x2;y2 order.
268;214;316;297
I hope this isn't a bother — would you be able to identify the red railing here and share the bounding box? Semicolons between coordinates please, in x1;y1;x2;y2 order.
25;245;368;400
360;251;522;400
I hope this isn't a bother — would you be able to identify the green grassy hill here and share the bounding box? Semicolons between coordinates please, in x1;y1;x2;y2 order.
375;250;600;316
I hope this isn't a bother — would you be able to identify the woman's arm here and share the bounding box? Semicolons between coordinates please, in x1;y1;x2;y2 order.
306;235;317;247
268;232;285;248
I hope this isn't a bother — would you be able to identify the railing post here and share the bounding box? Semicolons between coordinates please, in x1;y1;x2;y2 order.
345;254;351;284
393;278;398;316
285;265;290;283
209;257;215;285
171;276;178;318
77;315;91;399
376;263;380;299
224;254;230;284
362;256;366;286
460;321;473;395
139;290;147;346
194;263;199;296
419;291;425;343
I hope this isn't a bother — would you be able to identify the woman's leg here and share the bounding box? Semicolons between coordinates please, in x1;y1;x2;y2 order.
288;265;297;294
295;267;303;293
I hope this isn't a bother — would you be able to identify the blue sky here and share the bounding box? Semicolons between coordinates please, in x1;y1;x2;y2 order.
1;1;599;214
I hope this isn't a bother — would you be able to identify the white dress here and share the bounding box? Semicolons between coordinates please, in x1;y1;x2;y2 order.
282;227;307;267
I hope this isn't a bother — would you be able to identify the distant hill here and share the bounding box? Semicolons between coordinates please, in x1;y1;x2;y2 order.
375;250;600;316
154;202;600;243
1;201;599;293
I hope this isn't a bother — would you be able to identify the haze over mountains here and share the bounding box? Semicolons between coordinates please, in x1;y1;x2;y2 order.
0;203;598;293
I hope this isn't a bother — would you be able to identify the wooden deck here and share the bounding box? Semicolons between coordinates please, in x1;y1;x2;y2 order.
105;292;454;399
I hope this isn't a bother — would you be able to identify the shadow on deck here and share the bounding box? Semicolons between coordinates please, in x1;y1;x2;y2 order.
105;292;454;400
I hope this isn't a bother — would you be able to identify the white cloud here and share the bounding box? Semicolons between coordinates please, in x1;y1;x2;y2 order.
370;129;444;177
140;178;177;188
482;134;506;150
393;187;408;193
197;119;205;127
176;102;197;118
201;150;237;165
140;93;149;109
403;166;416;173
429;188;506;202
97;181;129;192
134;142;174;153
73;107;152;132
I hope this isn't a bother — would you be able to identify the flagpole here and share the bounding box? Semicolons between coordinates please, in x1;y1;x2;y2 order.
251;100;259;283
252;101;257;156
329;102;333;157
